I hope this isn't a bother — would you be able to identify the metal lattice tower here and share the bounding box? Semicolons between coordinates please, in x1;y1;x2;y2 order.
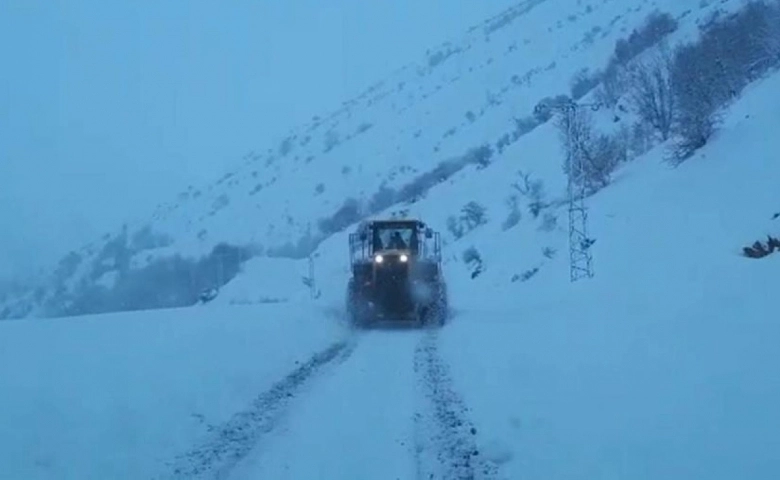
543;100;600;282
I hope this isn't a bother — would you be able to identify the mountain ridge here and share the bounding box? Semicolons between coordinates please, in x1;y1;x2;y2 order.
1;0;768;319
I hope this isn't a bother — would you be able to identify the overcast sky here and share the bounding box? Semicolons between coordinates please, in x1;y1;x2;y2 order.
0;0;515;280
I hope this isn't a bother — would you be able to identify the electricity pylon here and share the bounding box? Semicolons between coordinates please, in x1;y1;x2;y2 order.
537;99;600;282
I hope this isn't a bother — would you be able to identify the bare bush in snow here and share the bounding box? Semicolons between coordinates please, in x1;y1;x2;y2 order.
596;11;679;107
595;64;628;107
460;202;488;231
447;216;464;239
669;1;780;160
501;195;522;231
447;202;488;239
628;47;676;140
318;197;362;234
462;247;484;279
512;171;547;218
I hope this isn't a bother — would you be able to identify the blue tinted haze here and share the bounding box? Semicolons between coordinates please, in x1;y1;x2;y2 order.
0;0;515;279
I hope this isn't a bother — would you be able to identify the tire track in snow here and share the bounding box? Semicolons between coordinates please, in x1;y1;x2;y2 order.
162;338;357;480
414;329;498;480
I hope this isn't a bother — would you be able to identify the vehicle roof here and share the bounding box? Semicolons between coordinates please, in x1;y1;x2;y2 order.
368;219;422;227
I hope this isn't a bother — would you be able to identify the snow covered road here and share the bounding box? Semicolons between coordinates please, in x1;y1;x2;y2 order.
162;325;498;480
226;329;420;480
167;338;359;479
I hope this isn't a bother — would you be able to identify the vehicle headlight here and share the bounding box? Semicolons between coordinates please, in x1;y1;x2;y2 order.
374;254;384;264
399;254;408;263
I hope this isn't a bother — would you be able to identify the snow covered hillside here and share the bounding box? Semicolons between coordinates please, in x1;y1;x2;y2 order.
1;61;777;480
1;0;778;477
0;0;762;319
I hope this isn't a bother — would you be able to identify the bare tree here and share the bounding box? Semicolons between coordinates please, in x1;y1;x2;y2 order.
760;0;780;62
595;64;628;107
669;42;721;161
628;47;675;140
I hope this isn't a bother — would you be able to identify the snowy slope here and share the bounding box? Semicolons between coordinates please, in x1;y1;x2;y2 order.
432;71;780;479
1;0;778;478
0;0;750;319
2;52;778;480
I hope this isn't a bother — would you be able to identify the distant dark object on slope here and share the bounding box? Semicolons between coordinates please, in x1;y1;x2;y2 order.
742;236;780;259
199;287;219;304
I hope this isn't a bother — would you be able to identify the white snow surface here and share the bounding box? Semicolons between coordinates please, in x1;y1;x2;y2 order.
2;69;778;478
0;304;349;479
2;0;779;478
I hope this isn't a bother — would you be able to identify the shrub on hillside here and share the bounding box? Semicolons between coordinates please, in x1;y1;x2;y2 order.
54;251;83;284
511;267;539;283
764;2;780;60
323;130;340;153
368;184;397;213
513;115;539;138
91;228;132;281
131;225;173;252
318;197;362;235
460;202;488;230
447;216;464;239
595;64;629;108
570;68;603;100
501;195;522;231
496;116;539;154
462;247;484;279
669;1;780;160
464;144;494;169
59;242;254;317
447;202;488;239
397;158;460;204
539;212;558;232
512;171;547;218
614;11;678;65
594;11;679;107
628;121;655;157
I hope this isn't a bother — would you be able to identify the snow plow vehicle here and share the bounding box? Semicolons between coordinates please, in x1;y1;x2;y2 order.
346;219;448;328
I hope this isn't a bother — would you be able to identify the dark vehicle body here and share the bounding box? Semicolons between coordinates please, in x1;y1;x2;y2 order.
346;219;448;327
